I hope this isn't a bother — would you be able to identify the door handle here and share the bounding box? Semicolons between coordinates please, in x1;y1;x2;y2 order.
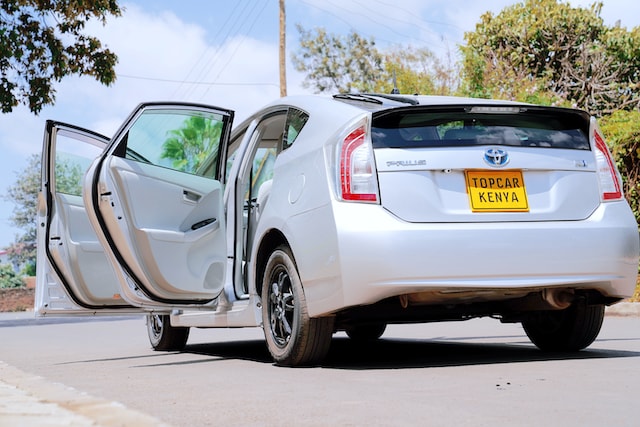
191;218;216;230
183;190;201;203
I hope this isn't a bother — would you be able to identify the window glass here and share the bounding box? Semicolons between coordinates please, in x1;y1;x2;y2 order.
124;109;226;178
249;147;277;197
225;129;246;183
371;108;590;150
283;108;309;150
55;135;103;196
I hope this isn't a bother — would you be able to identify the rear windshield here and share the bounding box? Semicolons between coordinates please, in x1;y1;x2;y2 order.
371;106;590;150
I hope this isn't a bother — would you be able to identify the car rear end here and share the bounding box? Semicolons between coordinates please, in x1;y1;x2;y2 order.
324;94;638;319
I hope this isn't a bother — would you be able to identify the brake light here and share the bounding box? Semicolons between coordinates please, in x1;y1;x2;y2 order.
339;124;379;202
594;131;622;201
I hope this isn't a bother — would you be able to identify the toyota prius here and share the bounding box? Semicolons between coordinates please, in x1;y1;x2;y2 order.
36;94;639;366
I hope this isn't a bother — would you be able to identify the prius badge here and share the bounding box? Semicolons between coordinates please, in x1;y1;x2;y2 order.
484;148;509;167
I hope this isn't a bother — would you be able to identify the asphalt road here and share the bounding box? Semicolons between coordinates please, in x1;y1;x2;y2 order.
1;312;639;426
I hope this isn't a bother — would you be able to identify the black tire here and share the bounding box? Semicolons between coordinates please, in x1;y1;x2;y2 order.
522;303;605;351
146;314;190;351
261;245;334;366
345;323;387;341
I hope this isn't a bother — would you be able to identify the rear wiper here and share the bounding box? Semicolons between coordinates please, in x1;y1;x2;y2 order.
333;93;383;105
362;93;419;105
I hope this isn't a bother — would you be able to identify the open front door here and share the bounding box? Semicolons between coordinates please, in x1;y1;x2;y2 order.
85;103;234;308
36;121;144;315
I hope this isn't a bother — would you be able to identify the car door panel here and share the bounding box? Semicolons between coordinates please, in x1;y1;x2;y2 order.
85;103;234;307
99;156;226;300
49;193;122;303
36;122;140;315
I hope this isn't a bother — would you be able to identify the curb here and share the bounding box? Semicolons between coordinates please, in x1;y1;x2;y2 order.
605;302;640;317
0;361;170;427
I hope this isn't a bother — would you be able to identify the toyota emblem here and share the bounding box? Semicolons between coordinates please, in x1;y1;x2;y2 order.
484;148;509;167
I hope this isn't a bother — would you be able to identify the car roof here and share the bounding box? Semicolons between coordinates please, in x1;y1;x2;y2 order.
330;93;533;111
252;93;531;115
237;93;587;132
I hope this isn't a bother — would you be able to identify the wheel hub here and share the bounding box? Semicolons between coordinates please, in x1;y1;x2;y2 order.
268;270;295;347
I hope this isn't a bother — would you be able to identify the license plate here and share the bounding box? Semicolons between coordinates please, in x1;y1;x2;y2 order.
465;170;529;212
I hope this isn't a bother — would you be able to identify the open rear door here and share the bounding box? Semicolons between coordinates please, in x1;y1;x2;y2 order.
36;121;144;315
84;103;234;309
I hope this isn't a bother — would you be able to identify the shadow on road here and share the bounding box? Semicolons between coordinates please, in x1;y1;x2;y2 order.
181;336;640;370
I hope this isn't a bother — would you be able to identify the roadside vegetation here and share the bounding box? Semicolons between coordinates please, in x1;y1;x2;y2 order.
0;264;23;289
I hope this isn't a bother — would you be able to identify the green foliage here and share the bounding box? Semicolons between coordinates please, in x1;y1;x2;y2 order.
292;25;384;93
21;261;36;277
460;0;640;115
161;116;223;174
293;26;459;96
0;0;122;113
0;264;23;288
599;110;640;224
3;153;39;268
55;157;84;196
374;46;435;95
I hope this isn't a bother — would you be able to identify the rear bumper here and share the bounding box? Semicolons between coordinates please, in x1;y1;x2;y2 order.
301;200;638;317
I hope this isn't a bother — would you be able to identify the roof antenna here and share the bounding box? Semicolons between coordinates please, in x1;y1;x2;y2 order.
391;70;400;94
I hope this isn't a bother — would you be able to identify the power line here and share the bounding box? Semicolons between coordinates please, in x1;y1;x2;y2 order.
180;1;260;100
171;1;246;99
198;0;271;102
298;0;459;55
118;73;278;88
369;0;464;32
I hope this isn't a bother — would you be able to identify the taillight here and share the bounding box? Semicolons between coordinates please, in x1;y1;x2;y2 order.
339;124;379;203
594;131;622;201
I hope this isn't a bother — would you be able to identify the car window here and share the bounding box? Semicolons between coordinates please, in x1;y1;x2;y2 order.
282;108;309;150
249;147;277;198
55;134;103;196
225;128;246;183
371;107;590;150
244;113;286;200
122;109;226;179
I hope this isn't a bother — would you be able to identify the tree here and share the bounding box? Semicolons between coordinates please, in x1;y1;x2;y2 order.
599;110;640;223
293;26;456;96
374;46;459;96
292;25;384;93
460;0;640;115
0;0;122;114
3;154;40;270
55;157;84;196
161;116;223;174
0;264;24;288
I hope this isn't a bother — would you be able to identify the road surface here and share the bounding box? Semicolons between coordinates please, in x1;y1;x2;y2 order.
1;312;639;426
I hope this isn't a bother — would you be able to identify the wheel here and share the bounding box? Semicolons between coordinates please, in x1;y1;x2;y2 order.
261;245;334;366
345;323;387;341
522;303;605;351
146;314;190;351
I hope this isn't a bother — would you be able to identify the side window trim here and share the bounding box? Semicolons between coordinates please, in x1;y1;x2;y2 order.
283;107;309;150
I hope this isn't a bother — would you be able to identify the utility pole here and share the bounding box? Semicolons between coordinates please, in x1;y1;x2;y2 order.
279;0;287;97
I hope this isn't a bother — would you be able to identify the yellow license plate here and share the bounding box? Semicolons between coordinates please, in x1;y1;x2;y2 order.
465;170;529;212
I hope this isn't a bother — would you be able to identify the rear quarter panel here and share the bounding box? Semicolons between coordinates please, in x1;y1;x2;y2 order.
252;98;369;314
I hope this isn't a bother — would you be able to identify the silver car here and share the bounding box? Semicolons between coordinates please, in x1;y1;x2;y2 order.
37;94;639;366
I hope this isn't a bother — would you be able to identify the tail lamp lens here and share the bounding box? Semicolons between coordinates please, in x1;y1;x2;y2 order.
594;131;622;201
339;125;378;202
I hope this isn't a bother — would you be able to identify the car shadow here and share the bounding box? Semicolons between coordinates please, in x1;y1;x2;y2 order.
182;336;640;370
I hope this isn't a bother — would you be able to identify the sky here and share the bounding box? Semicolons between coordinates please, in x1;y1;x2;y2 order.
1;0;639;250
